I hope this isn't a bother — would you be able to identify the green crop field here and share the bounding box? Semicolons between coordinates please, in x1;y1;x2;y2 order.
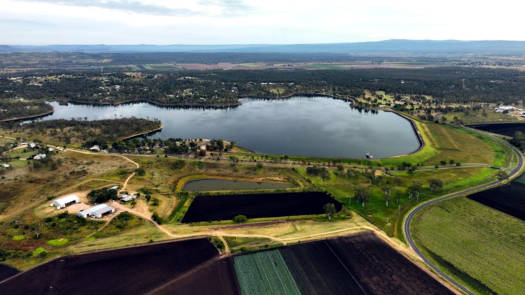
233;250;301;295
412;197;525;295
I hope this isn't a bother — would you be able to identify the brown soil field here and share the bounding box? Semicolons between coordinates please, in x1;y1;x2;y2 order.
150;257;240;295
0;238;218;295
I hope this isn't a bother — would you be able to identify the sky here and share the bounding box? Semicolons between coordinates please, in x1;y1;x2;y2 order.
1;0;525;45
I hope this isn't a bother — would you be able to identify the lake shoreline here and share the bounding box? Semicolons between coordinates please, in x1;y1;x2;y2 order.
0;109;54;123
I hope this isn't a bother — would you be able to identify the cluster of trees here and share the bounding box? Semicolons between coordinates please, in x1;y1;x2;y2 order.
0;100;52;121
510;131;525;151
87;188;118;204
306;166;331;180
2;67;525;109
5;118;161;147
109;137;233;156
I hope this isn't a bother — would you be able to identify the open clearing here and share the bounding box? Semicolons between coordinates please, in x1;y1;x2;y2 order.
181;192;342;223
412;197;525;295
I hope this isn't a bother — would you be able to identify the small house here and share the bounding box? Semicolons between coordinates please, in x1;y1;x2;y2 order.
51;194;79;209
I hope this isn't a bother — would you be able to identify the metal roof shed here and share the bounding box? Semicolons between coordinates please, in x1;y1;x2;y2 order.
51;195;79;209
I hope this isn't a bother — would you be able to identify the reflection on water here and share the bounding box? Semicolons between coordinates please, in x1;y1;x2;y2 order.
38;97;420;158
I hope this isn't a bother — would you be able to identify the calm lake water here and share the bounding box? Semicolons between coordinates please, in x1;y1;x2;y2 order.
40;97;420;158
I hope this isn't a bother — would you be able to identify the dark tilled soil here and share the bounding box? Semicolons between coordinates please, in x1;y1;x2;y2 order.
280;241;365;295
468;123;525;137
327;232;454;295
151;257;240;295
468;182;525;220
181;192;342;223
0;264;19;282
0;238;218;295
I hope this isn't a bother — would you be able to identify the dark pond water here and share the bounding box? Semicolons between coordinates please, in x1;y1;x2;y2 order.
182;178;294;192
40;97;420;158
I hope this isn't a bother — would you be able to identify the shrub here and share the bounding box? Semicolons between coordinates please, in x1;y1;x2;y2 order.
32;247;47;258
233;214;248;223
209;237;225;250
171;160;186;170
306;166;330;180
152;213;163;224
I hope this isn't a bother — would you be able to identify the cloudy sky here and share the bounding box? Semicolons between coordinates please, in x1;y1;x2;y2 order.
2;0;524;44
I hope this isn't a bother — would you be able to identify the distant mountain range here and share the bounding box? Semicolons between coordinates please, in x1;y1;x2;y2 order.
1;40;525;55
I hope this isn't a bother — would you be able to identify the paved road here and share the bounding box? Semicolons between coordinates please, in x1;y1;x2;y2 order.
403;144;524;295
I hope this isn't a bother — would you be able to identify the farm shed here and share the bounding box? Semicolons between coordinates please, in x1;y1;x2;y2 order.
91;205;115;218
51;195;79;209
119;194;137;202
78;204;115;219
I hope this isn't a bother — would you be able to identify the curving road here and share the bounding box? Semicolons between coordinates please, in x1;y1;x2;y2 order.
403;144;524;295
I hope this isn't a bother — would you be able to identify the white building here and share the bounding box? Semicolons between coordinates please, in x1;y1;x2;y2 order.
33;153;47;160
89;145;101;152
51;194;79;209
78;204;115;219
119;194;137;202
494;106;517;113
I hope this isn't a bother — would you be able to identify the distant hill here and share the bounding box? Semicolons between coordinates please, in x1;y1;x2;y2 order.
1;40;525;55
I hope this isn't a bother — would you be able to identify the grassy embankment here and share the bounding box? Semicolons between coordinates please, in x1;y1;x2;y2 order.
295;118;512;240
412;197;525;295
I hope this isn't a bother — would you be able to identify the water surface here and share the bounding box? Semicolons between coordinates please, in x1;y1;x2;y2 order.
40;97;420;158
183;179;294;192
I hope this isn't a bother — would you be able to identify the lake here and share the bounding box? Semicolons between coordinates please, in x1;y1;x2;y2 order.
40;97;420;158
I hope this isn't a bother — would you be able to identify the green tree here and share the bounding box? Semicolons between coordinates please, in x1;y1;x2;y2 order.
354;188;370;207
497;170;508;180
233;214;248;223
324;203;337;221
428;179;443;192
408;182;422;201
135;167;145;176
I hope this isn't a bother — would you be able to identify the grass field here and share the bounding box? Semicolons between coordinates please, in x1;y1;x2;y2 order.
233;250;301;295
442;110;520;124
412;197;525;295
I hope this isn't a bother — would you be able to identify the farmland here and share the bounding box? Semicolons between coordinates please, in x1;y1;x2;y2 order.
0;238;219;295
411;197;525;295
469;122;525;137
234;250;301;295
468;181;525;220
232;232;453;295
150;257;240;295
0;232;457;295
181;192;342;223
